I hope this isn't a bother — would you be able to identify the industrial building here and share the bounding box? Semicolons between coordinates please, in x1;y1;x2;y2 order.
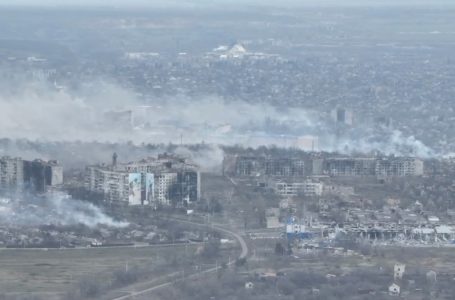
0;157;63;192
85;154;200;207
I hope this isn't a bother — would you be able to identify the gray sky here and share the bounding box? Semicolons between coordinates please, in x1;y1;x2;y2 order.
0;0;454;7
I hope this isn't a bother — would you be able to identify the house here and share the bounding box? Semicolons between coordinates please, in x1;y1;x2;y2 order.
426;270;437;284
245;282;254;289
389;283;400;296
394;263;406;280
266;216;281;229
265;208;282;229
312;288;320;296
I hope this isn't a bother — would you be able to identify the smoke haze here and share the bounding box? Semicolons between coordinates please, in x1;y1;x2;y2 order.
0;77;437;164
0;193;128;228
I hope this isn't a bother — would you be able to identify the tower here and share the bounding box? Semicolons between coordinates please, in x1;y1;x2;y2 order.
112;152;118;169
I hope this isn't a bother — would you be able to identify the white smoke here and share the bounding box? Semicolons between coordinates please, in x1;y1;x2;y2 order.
0;77;438;159
321;130;435;158
0;193;128;228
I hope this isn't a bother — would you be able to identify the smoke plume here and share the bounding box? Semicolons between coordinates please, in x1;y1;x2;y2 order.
0;76;437;161
0;193;128;228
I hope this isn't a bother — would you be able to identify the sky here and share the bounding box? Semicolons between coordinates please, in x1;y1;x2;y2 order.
0;0;454;7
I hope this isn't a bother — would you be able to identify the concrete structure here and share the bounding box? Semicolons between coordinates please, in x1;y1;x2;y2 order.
224;154;423;178
85;167;129;204
265;208;282;229
325;157;377;176
265;158;305;177
223;155;305;178
388;283;400;296
0;157;62;193
325;157;424;177
0;157;24;189
376;157;424;178
332;107;353;125
24;160;63;192
274;180;323;197
244;282;254;289
394;263;406;280
426;270;437;284
86;154;200;207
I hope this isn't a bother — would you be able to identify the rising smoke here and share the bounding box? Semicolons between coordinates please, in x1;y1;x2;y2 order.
0;76;437;163
0;193;128;228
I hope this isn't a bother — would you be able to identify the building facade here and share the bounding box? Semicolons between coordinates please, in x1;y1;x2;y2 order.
0;157;24;189
0;157;62;192
223;155;306;178
85;155;200;207
325;157;424;177
274;180;323;197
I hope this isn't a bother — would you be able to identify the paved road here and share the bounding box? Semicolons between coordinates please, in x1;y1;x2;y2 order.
110;217;248;300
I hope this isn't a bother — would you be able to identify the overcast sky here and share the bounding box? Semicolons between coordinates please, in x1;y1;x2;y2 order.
0;0;454;8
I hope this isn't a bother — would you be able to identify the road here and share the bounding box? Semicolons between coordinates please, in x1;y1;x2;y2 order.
110;217;248;300
1;242;204;251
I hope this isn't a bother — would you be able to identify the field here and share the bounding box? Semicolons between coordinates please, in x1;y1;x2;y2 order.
155;245;455;300
0;244;197;299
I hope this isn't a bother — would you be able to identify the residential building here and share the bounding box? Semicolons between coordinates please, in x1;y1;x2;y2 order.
388;283;400;296
376;157;424;177
223;155;306;178
85;154;200;207
325;157;377;176
274;180;323;197
324;156;424;177
24;160;63;192
0;157;62;193
332;107;353;125
265;158;305;177
0;157;24;189
394;263;406;280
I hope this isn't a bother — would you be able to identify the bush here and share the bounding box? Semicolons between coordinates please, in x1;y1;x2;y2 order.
78;276;103;298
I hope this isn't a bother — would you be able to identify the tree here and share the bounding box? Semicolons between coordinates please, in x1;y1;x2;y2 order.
201;238;221;259
275;242;286;256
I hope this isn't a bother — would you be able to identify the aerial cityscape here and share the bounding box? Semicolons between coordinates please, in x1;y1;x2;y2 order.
1;1;455;299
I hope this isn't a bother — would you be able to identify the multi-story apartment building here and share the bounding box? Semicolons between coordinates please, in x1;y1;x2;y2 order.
0;157;62;192
324;157;424;177
223;155;306;178
325;157;377;177
274;180;323;197
375;157;424;177
85;154;200;207
0;157;24;189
